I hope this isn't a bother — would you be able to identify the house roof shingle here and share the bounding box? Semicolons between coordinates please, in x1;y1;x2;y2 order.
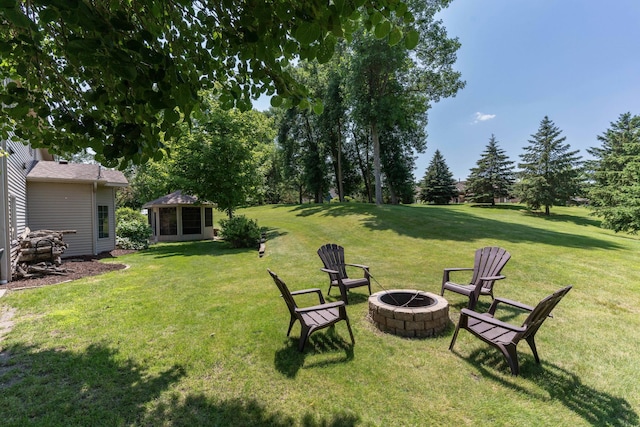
26;161;128;187
142;190;215;208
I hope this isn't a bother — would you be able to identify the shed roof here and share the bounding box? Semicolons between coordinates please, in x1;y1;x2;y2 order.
142;190;215;208
26;161;128;187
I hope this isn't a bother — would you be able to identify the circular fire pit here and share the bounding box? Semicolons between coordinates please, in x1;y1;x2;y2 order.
368;290;449;338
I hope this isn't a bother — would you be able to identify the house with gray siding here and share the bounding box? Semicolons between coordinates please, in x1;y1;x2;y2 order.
1;139;128;283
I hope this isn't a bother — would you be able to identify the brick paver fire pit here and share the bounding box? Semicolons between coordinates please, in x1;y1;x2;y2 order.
368;289;449;338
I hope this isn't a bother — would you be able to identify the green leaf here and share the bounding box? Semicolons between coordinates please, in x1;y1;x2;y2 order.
374;21;391;39
39;7;60;23
404;29;420;49
270;95;283;108
313;101;324;115
295;23;321;45
370;11;383;25
388;27;402;46
164;108;180;124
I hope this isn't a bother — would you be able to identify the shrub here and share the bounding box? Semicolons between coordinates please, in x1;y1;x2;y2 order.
116;208;152;250
219;215;261;248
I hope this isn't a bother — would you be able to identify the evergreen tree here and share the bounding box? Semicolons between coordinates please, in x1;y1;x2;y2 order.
466;135;515;205
587;112;640;233
420;150;457;204
516;116;583;215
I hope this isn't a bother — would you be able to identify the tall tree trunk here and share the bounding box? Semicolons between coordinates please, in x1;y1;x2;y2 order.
336;121;344;202
352;129;372;203
545;204;550;215
372;122;382;205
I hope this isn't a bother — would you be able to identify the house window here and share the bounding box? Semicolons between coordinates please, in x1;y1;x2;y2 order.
182;207;201;235
159;207;177;235
98;205;109;238
205;208;213;227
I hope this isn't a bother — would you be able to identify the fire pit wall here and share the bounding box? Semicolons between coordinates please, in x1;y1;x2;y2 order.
368;290;449;338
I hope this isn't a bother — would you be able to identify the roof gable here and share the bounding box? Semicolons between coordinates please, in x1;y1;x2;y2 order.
142;190;215;208
26;161;128;187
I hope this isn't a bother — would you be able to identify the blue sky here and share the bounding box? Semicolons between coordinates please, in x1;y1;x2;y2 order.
418;0;640;180
254;1;640;181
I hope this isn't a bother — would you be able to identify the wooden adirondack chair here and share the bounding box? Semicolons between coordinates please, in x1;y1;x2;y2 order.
267;269;355;352
449;285;572;375
317;243;371;304
441;246;511;309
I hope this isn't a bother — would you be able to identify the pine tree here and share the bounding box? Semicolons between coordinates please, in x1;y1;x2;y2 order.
587;112;640;232
516;116;583;215
466;135;515;205
420;150;457;204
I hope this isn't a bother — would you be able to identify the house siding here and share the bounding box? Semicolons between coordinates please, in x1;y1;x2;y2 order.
27;182;94;257
6;141;33;238
96;187;116;254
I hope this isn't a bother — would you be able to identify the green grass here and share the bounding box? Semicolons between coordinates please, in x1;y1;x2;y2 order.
1;203;639;426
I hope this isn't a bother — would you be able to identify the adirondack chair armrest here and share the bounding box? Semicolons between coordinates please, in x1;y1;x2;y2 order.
478;275;506;282
290;288;325;304
345;263;369;270
443;267;473;283
295;300;345;313
320;267;340;275
345;263;370;277
460;308;526;333
488;297;535;315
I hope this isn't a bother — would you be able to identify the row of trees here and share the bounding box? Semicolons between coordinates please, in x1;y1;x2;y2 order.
418;113;640;234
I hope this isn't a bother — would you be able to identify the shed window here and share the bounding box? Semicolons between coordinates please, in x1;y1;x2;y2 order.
205;208;213;227
182;207;201;235
98;205;109;238
159;207;177;235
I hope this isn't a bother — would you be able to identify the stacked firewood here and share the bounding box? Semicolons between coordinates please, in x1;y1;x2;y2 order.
11;228;76;280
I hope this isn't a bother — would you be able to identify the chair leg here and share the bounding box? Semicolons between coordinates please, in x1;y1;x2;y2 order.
449;322;462;350
339;285;349;305
344;317;355;345
287;316;296;337
526;335;540;364
499;344;520;376
298;326;311;352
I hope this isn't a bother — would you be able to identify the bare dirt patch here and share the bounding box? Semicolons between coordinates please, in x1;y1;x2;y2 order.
1;249;134;291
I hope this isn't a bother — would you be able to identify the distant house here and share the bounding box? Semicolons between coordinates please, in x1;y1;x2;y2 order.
143;191;216;243
1;139;128;283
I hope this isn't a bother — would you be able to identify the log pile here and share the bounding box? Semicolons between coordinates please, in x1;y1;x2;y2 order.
11;228;76;280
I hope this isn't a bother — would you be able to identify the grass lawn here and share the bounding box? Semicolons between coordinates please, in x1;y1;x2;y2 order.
1;203;639;426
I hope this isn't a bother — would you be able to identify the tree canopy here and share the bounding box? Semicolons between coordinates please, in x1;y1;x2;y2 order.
466;134;514;205
516;116;582;215
587;112;640;233
419;149;456;204
1;0;418;167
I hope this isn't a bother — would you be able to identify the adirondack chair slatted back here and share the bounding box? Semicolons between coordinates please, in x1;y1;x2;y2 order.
318;243;347;280
470;246;511;293
268;269;298;315
519;285;572;342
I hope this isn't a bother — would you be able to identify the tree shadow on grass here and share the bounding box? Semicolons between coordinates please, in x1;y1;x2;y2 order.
457;348;638;426
272;204;621;250
143;392;360;426
274;329;355;378
0;343;184;425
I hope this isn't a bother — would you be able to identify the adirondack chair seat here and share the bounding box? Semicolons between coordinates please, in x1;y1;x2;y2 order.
268;269;355;352
449;285;572;376
318;243;372;304
442;274;506;298
441;247;511;310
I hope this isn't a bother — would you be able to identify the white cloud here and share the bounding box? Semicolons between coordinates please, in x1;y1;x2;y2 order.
473;112;496;123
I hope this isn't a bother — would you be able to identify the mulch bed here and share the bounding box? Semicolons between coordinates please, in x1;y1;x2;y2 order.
1;249;135;291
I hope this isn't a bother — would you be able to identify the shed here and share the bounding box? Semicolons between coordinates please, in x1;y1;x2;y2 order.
143;191;216;242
